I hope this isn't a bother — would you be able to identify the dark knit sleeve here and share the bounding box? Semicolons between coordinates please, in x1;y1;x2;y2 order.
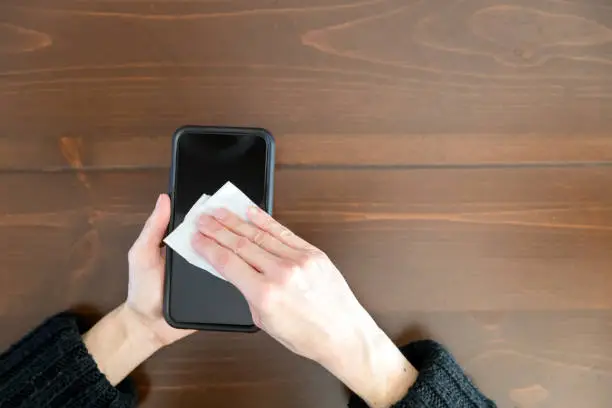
348;340;495;408
0;313;136;408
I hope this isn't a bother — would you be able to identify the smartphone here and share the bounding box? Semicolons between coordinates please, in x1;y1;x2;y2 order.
164;126;275;331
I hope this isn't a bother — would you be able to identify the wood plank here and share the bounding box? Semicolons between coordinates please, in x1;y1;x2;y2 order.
3;133;612;171
1;0;612;169
1;166;611;323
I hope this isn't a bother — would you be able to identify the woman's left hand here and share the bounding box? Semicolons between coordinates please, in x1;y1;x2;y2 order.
125;193;195;346
84;194;193;386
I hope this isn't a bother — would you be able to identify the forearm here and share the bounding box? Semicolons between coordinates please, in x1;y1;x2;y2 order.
83;303;163;386
319;311;418;408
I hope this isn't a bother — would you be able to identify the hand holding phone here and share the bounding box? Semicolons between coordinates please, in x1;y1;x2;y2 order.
127;194;195;345
84;193;195;387
192;207;418;408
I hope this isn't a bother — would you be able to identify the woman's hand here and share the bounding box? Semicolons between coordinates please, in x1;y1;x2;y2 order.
192;207;417;407
125;193;195;346
84;194;194;386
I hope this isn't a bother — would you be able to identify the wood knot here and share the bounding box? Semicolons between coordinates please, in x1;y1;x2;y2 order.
471;6;612;65
509;384;549;407
0;23;52;54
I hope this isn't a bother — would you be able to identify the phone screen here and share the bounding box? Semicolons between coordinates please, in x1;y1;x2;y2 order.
166;129;272;329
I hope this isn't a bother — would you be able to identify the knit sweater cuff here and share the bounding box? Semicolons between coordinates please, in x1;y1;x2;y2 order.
392;340;495;407
0;313;136;408
348;340;495;408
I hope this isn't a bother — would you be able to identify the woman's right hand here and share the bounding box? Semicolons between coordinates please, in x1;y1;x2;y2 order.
191;206;417;407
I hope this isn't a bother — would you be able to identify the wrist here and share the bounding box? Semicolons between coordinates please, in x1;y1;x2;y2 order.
83;303;163;386
116;303;166;351
319;311;418;407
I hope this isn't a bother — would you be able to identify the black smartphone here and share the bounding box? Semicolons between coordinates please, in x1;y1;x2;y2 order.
164;126;275;331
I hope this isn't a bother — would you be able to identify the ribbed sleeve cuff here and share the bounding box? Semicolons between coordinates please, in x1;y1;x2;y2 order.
0;313;136;408
348;340;495;408
392;340;495;408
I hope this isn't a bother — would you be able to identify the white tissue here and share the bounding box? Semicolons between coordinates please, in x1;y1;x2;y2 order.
164;181;258;280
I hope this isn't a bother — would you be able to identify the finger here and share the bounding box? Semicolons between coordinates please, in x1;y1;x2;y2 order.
197;214;281;273
210;208;301;260
132;194;171;255
192;233;265;302
247;206;315;250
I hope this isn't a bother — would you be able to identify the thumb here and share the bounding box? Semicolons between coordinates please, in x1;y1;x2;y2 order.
135;194;171;250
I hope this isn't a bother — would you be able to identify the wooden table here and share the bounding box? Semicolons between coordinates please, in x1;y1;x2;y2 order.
1;1;612;407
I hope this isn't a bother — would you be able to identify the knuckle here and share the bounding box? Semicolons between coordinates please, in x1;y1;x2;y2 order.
231;220;247;234
234;236;250;252
213;249;230;270
252;230;267;246
227;217;245;232
294;254;312;269
207;219;223;233
278;226;294;238
276;259;300;285
277;259;296;274
260;213;277;229
261;216;273;230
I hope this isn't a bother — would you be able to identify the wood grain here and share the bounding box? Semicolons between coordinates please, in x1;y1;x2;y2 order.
4;133;612;170
1;0;611;407
0;167;611;317
1;0;612;170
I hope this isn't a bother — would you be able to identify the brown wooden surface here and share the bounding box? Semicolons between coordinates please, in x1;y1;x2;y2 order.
1;1;611;407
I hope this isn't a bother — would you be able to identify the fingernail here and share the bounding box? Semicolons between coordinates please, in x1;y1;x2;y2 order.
213;207;229;220
248;206;260;217
155;194;162;209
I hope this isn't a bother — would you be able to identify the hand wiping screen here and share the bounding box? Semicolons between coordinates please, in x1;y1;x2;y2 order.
164;181;258;280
